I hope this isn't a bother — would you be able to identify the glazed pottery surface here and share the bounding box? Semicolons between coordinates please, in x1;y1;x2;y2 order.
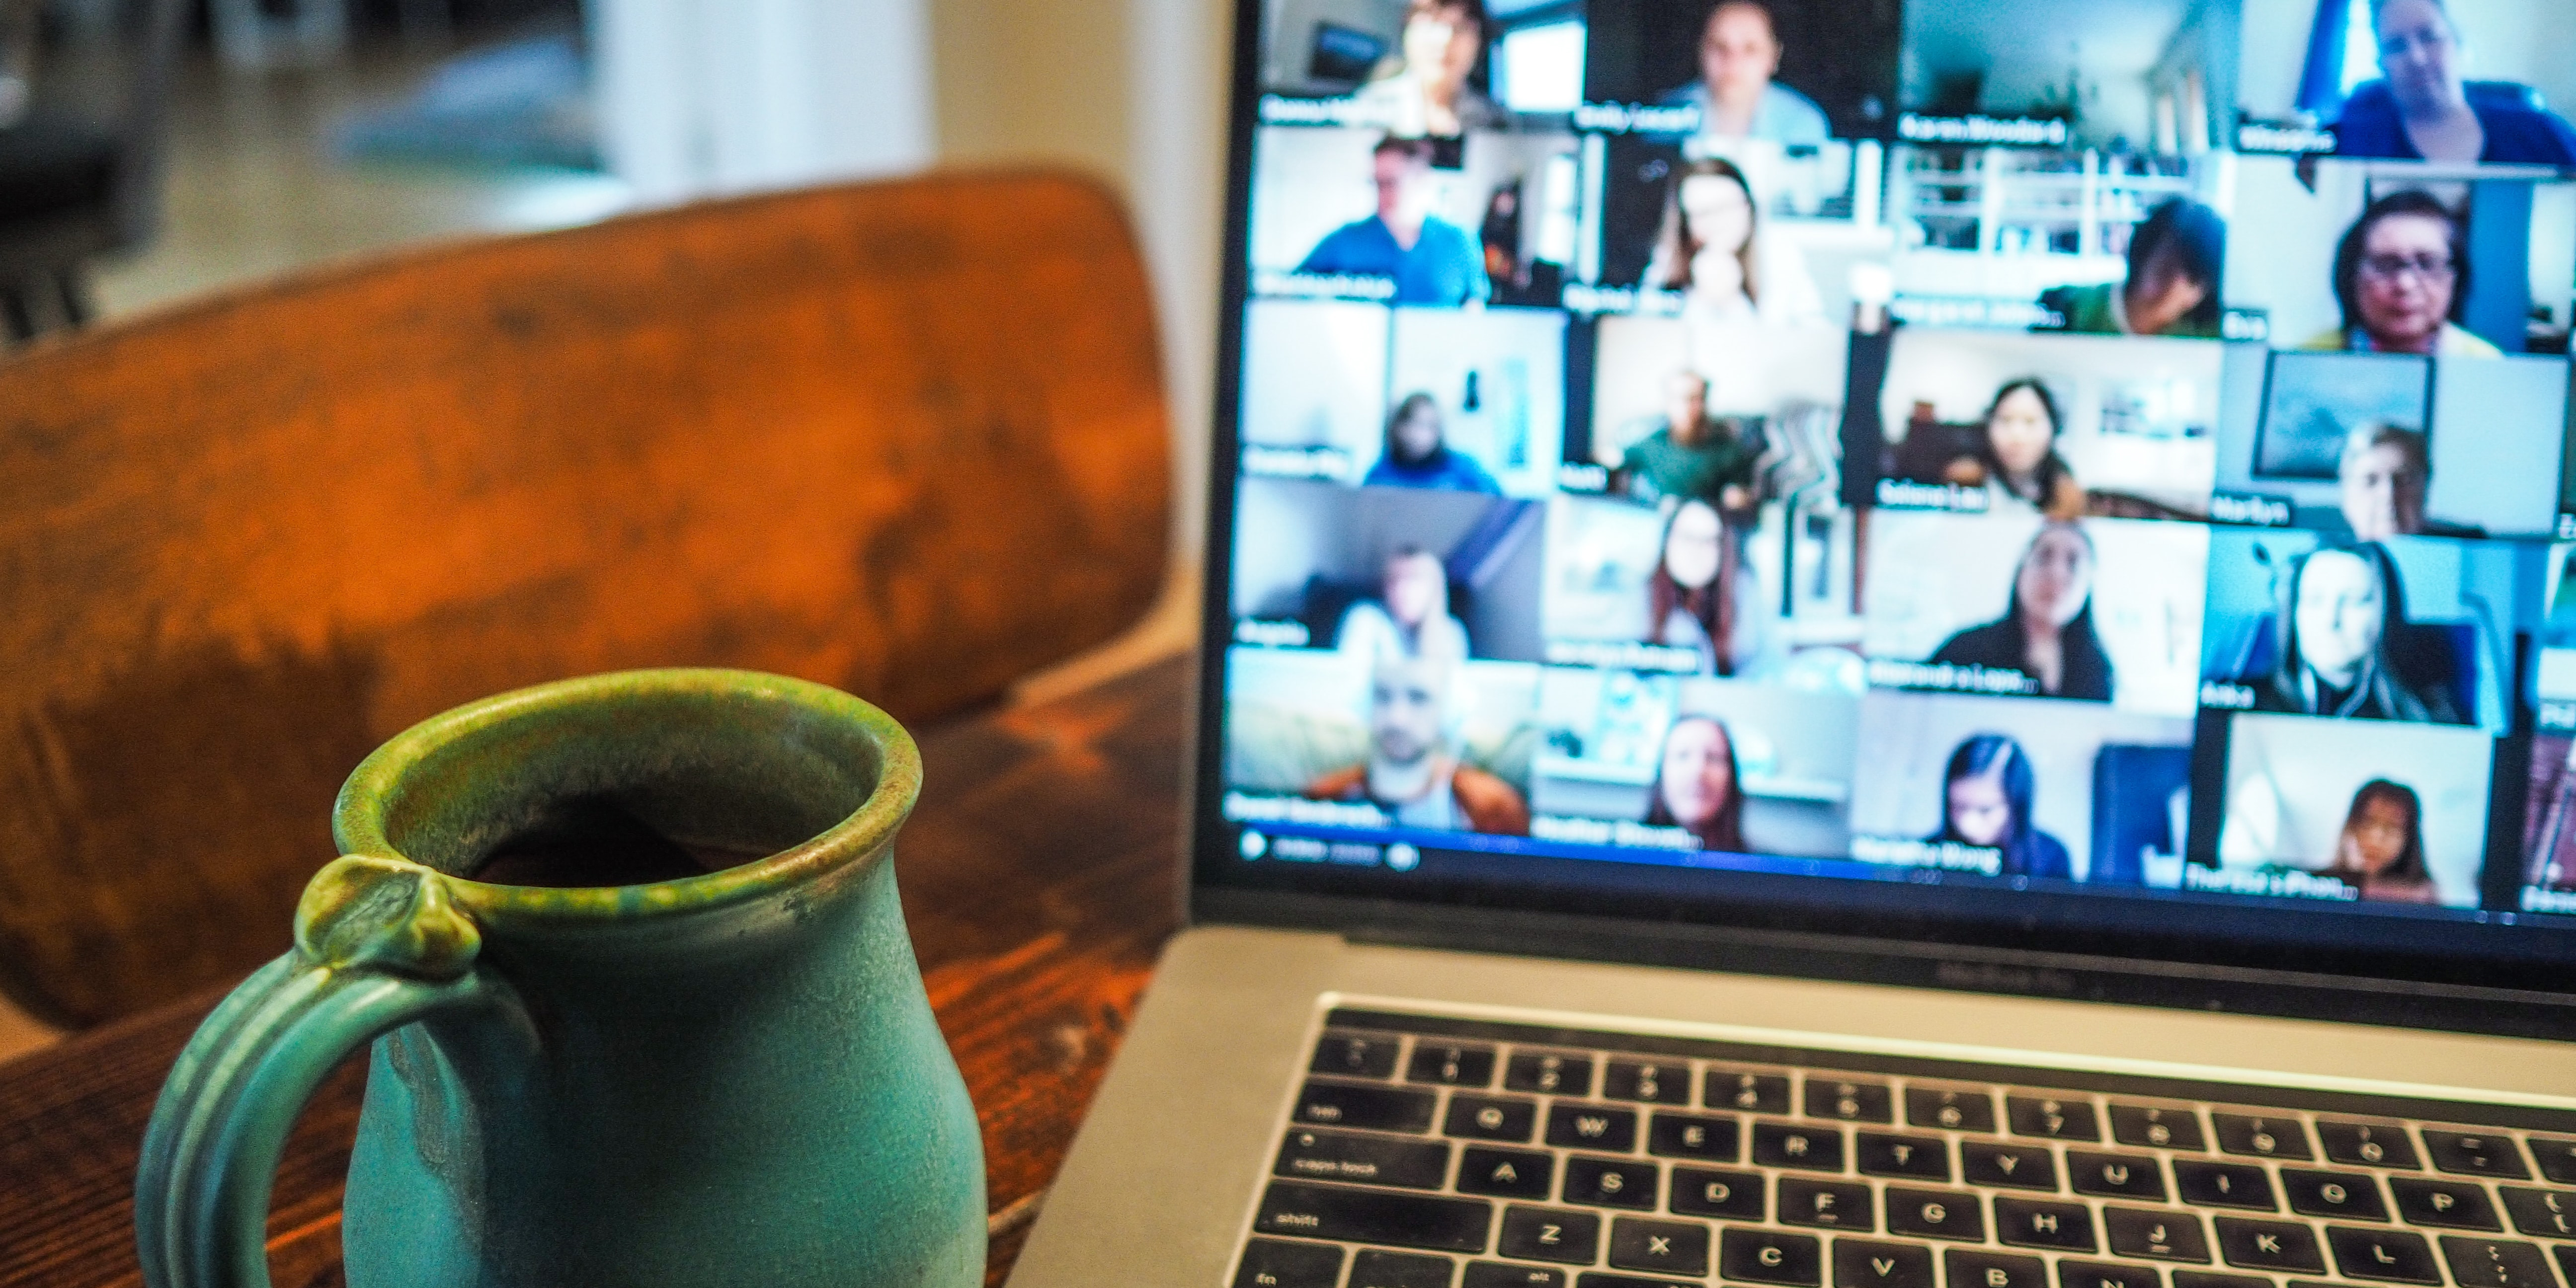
134;669;984;1288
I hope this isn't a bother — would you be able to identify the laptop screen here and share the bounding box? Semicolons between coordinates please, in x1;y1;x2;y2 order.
1196;0;2576;988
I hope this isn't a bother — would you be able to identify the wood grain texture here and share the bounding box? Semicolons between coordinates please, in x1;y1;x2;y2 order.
0;654;1190;1288
0;171;1172;1029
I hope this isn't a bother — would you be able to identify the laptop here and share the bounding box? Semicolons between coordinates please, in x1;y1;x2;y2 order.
1011;0;2576;1285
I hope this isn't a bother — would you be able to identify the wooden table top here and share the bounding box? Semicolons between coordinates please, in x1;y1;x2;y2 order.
0;654;1192;1288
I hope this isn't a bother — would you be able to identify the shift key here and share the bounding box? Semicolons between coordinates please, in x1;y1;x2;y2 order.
1293;1081;1439;1133
1255;1181;1494;1252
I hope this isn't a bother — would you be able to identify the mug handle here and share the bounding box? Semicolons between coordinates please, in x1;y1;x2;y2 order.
135;855;524;1288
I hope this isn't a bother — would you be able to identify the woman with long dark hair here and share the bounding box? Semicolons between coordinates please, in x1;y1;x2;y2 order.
2324;779;2440;904
1644;156;1823;327
2242;542;2465;724
1352;0;1506;138
1929;522;2114;701
1941;379;2084;519
1926;734;2071;880
1646;498;1772;676
1644;715;1747;852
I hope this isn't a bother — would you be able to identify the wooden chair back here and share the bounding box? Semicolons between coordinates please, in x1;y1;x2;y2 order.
0;171;1172;1028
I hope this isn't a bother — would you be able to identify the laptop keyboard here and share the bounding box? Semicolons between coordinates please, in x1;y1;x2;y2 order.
1228;1009;2576;1288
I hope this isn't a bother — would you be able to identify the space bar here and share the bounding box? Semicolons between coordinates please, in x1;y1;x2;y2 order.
1253;1180;1493;1252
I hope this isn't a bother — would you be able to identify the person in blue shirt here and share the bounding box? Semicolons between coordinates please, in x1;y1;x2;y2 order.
1657;1;1831;148
1297;136;1490;306
1363;393;1501;493
2333;0;2576;165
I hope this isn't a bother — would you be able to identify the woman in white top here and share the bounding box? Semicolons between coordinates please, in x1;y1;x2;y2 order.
1350;0;1507;138
1642;156;1824;330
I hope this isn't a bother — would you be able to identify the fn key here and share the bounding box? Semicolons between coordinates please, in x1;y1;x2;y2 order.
1235;1238;1344;1288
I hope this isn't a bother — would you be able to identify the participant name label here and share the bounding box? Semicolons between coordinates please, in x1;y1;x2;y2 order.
1557;462;1611;493
1234;618;1313;648
1573;101;1702;134
2540;701;2576;732
2522;887;2576;914
1545;640;1703;673
1222;792;1388;829
1242;444;1353;482
2236;122;2337;155
1531;815;1702;851
1898;114;2070;147
1562;283;1683;316
1874;478;1989;512
2199;682;2257;710
2182;865;2358;900
1890;296;2055;329
1868;659;2041;696
1850;835;2004;876
1253;270;1395;301
2208;492;2292;527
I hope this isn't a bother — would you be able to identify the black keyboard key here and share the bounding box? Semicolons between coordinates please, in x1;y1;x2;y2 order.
1906;1087;1999;1138
2328;1226;2441;1282
1410;1043;1498;1088
1313;1033;1402;1080
2060;1260;2165;1288
1808;1077;1895;1124
1908;1087;1998;1134
1647;1112;1739;1161
2008;1095;2102;1142
1835;1239;1935;1288
1611;1217;1712;1277
1885;1187;1986;1241
1459;1147;1556;1199
2173;1275;2270;1288
1947;1250;2048;1288
2212;1217;2326;1273
2527;1136;2576;1185
2212;1114;2311;1161
1755;1121;1849;1171
2070;1151;2168;1201
2441;1236;2560;1288
2389;1177;2501;1229
1499;1206;1602;1264
2426;1132;2533;1180
1578;1277;1697;1288
1464;1264;1566;1288
2556;1247;2576;1288
1547;1104;1639;1153
2111;1105;2207;1151
1276;1129;1453;1189
1780;1178;1876;1230
1350;1249;1456;1288
1603;1060;1690;1105
1995;1198;2096;1251
1671;1165;1766;1219
1858;1132;1951;1181
1448;1095;1540;1143
1254;1182;1492;1252
1564;1156;1658;1210
1963;1141;2060;1190
1296;1081;1439;1134
2104;1206;2212;1261
2174;1161;2276;1210
1709;1067;1793;1115
2500;1185;2576;1237
2318;1120;2421;1170
1236;1238;1345;1288
1506;1051;1594;1097
1722;1228;1823;1286
2282;1168;2390;1221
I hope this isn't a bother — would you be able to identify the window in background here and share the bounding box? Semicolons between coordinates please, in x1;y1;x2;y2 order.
1494;20;1585;114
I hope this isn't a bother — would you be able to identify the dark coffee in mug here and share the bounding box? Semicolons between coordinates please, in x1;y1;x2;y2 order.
469;794;780;888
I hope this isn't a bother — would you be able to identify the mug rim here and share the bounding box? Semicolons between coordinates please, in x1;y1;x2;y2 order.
331;668;922;926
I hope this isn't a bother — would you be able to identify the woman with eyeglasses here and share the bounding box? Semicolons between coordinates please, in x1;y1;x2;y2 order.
2332;0;2576;165
2301;190;2501;358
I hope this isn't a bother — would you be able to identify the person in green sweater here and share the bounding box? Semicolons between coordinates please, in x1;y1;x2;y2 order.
1601;370;1764;520
2037;198;2228;339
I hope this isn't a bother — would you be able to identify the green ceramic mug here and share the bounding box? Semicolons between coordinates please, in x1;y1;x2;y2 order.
134;669;985;1288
